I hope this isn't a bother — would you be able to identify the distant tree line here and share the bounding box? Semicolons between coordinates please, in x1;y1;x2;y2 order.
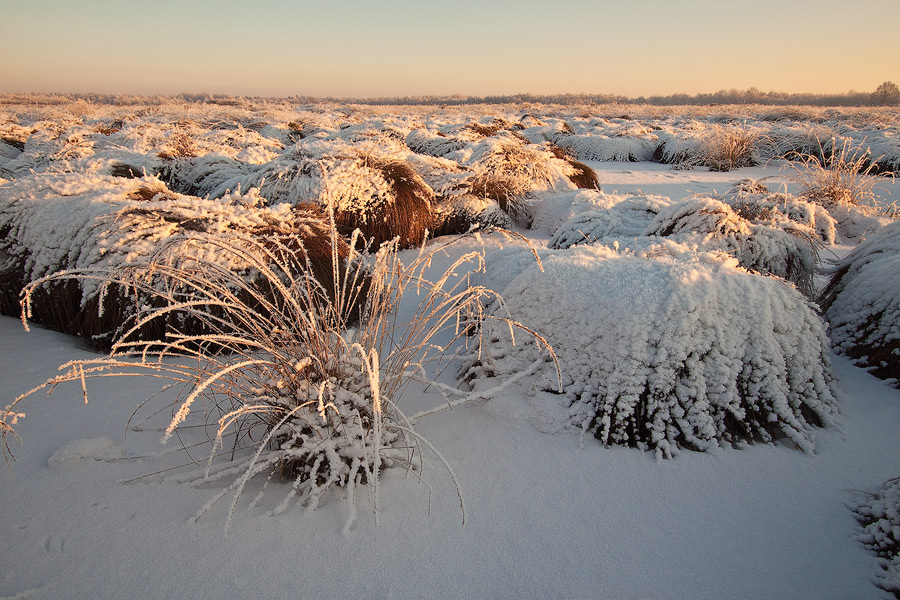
339;82;900;107
3;83;899;107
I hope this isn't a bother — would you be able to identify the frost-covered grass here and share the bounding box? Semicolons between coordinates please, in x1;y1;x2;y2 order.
4;224;546;528
790;137;893;211
1;98;899;598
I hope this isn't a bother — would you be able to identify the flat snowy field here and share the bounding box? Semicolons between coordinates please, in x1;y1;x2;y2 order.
2;158;899;600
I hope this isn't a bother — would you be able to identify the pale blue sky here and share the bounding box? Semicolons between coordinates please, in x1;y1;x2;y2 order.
2;0;897;98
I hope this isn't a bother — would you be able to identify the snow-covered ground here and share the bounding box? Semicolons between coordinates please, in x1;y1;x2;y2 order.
2;101;900;599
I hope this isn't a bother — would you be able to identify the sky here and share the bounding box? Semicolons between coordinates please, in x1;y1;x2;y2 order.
2;0;898;99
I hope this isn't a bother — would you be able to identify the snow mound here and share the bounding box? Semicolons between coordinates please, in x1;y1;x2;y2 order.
48;437;124;466
550;192;828;298
647;196;823;297
555;134;657;162
548;194;674;249
852;476;900;598
465;242;840;458
821;220;900;386
405;128;466;157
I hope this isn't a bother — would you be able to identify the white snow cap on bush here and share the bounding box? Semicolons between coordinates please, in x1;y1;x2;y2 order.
466;242;840;458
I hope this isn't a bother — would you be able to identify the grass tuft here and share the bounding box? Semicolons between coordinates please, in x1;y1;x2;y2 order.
790;137;892;210
3;221;550;527
332;158;435;249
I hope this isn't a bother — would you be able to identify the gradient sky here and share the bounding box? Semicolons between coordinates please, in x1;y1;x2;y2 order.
2;0;898;98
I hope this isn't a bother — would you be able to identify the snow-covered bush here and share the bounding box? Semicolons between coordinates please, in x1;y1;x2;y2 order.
820;220;900;386
6;229;542;526
406;128;466;157
464;242;840;458
789;137;895;240
701;126;759;171
852;477;900;598
0;171;351;345
330;157;435;249
791;138;888;208
653;127;706;167
555;134;657;163
724;182;838;245
431;194;513;237
545;145;600;190
647;197;822;297
548;194;674;249
465;137;575;227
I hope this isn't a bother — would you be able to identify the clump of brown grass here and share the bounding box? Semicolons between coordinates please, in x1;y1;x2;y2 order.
465;122;503;138
333;158;435;249
158;127;197;159
96;120;125;136
702;126;759;172
547;144;600;190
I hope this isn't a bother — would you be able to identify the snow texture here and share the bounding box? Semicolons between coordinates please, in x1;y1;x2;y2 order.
823;219;900;386
853;477;900;598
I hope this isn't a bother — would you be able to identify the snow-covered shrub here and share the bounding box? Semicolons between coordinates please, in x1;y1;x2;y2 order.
653;128;706;167
330;158;435;249
653;125;759;171
548;194;674;249
791;138;889;209
404;150;468;191
701;126;759;171
852;476;900;599
555;134;657;163
529;189;612;236
724;183;838;245
868;131;900;175
161;154;255;198
647;197;822;297
545;144;600;190
466;137;575;227
820;220;900;386
431;195;513;237
464;242;839;458
405;128;466;157
789;137;895;240
0;170;356;345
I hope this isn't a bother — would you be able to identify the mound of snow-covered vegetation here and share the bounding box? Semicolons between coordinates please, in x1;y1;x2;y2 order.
820;219;900;386
0;96;899;599
465;242;839;458
853;476;900;598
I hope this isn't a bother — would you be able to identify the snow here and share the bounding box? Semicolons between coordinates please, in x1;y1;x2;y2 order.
1;100;899;599
2;315;900;599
